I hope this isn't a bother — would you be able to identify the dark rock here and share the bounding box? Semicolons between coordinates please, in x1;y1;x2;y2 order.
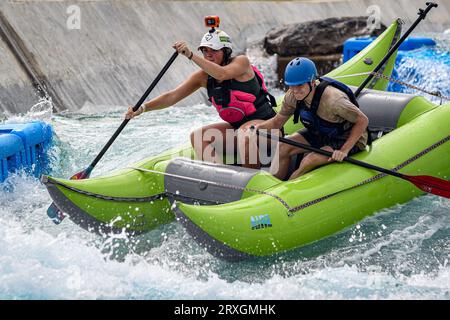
264;16;387;57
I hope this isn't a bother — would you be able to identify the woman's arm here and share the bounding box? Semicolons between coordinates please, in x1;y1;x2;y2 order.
143;70;205;110
126;70;206;119
338;113;369;155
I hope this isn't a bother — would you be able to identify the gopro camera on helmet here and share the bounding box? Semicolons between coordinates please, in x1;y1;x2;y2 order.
204;15;220;32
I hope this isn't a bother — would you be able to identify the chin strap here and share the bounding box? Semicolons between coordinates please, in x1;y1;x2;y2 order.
299;81;314;103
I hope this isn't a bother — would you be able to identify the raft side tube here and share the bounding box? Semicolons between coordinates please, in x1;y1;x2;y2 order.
355;88;415;132
42;174;171;235
43;176;136;235
353;88;436;139
164;158;263;205
173;203;253;261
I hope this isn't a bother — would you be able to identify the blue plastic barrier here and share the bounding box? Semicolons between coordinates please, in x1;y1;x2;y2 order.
343;36;374;63
0;121;53;182
343;36;436;62
0;134;25;182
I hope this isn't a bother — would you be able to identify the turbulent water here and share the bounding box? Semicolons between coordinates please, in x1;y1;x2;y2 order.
0;37;449;300
388;31;450;104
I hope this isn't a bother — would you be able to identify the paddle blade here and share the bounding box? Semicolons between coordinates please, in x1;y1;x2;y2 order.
407;175;450;199
70;166;93;180
70;170;89;180
47;203;66;224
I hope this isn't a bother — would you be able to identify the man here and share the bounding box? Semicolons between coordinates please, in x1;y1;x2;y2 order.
255;57;369;180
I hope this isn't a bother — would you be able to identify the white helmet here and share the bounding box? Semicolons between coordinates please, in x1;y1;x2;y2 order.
198;29;232;51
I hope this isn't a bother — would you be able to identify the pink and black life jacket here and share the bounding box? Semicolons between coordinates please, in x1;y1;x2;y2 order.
206;65;277;124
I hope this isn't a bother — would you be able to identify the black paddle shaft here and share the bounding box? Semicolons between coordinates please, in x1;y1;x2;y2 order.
354;2;438;98
257;130;405;179
89;52;179;169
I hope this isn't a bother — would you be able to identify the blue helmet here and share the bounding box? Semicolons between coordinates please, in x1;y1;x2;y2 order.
284;57;318;86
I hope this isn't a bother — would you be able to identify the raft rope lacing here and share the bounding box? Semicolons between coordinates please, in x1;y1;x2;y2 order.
333;71;450;104
130;135;449;215
133;135;449;215
288;135;450;215
46;166;291;208
47;178;167;202
47;137;449;217
125;166;292;210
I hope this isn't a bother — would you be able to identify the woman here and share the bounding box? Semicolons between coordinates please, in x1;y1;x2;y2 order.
125;29;276;168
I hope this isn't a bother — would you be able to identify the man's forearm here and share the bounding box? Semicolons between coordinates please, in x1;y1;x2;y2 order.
341;118;368;153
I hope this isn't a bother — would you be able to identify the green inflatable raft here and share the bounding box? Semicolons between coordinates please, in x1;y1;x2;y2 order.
42;20;448;259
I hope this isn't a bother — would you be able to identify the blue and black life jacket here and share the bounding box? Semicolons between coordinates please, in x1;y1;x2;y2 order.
293;77;370;143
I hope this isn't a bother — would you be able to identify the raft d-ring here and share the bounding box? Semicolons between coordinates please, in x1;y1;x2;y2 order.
364;58;373;65
198;181;208;191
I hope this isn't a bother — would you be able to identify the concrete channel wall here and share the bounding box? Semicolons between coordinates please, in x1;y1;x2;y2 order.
1;0;449;114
